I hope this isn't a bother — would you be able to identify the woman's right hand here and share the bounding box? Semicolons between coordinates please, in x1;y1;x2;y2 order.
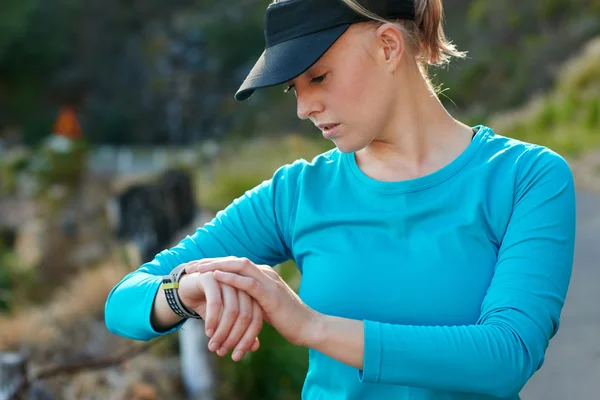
178;270;262;359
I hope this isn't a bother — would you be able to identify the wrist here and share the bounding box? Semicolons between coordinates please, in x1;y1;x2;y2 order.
161;265;202;320
151;282;184;332
303;311;328;349
177;272;201;312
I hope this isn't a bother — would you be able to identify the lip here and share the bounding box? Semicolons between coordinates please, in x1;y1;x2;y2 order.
318;123;340;138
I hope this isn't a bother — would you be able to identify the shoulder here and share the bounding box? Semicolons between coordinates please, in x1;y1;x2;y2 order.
478;126;574;198
271;147;342;183
250;148;342;220
478;126;573;179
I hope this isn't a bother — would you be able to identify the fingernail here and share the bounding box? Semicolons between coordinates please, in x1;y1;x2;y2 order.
218;347;227;356
209;342;218;351
232;351;242;361
206;329;214;338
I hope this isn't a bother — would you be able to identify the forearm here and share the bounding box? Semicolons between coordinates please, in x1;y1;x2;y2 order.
308;314;364;369
305;312;536;398
105;271;185;340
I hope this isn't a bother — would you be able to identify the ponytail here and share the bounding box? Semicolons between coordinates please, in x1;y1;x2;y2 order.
342;0;467;67
414;0;464;65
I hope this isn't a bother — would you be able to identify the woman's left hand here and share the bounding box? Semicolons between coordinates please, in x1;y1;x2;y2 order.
185;257;321;352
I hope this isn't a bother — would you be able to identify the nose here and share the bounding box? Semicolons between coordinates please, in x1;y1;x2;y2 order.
296;90;324;120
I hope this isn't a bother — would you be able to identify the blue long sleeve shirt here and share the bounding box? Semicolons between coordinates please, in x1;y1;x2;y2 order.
105;125;576;399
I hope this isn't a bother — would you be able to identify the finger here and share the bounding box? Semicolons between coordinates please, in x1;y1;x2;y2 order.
198;257;252;273
213;270;267;305
184;262;199;274
195;258;246;274
232;300;264;362
209;283;239;356
198;258;264;282
218;290;254;355
260;266;281;280
200;274;222;338
184;258;221;274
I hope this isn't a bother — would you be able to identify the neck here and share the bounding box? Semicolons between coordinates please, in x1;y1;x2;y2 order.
355;59;473;181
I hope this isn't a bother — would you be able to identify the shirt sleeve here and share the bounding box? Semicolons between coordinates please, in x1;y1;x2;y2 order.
359;148;576;398
104;161;302;341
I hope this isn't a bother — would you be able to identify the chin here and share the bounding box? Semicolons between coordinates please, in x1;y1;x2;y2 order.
331;137;368;154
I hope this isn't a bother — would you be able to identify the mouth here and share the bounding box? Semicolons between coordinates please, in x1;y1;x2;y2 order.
322;123;339;130
320;123;340;138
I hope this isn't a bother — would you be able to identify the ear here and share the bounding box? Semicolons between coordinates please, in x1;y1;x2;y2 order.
374;23;405;72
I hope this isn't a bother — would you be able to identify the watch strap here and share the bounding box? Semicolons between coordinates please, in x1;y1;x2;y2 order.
161;264;202;319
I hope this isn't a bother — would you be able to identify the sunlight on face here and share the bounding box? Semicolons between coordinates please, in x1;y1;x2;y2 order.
286;23;397;153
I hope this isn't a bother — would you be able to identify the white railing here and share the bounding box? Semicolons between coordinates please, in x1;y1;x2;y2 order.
87;141;219;175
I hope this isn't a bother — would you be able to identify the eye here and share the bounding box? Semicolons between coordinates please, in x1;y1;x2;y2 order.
311;74;327;83
284;74;327;94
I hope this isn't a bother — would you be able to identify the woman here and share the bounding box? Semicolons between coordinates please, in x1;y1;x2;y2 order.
105;0;576;399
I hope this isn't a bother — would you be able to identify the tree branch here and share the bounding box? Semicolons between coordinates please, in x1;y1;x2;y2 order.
9;339;161;399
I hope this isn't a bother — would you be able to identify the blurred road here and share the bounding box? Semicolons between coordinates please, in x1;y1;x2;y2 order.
521;189;600;399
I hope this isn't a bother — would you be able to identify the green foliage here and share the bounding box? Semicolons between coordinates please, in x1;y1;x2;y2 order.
0;147;31;195
490;37;600;156
202;6;265;79
438;0;600;117
1;0;599;145
35;140;87;184
0;135;89;204
0;249;14;311
84;105;136;145
26;137;88;212
0;246;37;312
0;0;39;60
216;322;308;400
196;134;333;212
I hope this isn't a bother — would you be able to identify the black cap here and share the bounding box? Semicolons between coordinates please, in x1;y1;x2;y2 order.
235;0;416;101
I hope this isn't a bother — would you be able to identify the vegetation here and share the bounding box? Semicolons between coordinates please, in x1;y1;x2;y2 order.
196;133;333;212
1;1;599;398
490;36;600;156
0;242;40;314
1;0;599;145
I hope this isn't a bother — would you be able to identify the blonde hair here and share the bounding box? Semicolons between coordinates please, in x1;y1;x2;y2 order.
270;0;465;94
342;0;466;67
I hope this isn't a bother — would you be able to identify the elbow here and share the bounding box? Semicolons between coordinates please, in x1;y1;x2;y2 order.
103;277;166;342
485;365;530;399
104;284;140;341
104;296;150;342
484;334;539;398
104;315;121;337
104;288;125;337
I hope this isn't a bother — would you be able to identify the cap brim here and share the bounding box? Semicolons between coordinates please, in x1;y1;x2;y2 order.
235;24;350;101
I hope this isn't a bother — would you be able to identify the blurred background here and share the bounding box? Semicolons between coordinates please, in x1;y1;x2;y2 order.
0;0;599;399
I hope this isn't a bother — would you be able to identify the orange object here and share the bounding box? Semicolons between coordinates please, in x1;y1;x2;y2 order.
53;107;82;139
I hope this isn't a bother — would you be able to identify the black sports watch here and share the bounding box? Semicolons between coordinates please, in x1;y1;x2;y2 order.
161;264;202;319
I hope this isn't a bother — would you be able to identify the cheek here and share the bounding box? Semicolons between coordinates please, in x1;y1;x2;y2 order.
334;73;373;123
339;75;388;134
